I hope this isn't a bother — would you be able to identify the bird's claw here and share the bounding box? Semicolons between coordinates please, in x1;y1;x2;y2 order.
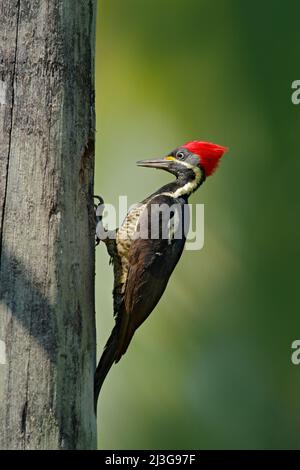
94;195;104;205
94;195;105;246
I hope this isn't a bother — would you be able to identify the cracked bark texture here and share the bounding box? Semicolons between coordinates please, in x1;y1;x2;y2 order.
0;0;97;449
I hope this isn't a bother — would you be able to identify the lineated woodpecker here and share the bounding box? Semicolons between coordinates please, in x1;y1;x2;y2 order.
94;140;227;409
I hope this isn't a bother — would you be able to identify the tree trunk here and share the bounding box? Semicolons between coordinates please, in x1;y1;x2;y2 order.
0;0;97;450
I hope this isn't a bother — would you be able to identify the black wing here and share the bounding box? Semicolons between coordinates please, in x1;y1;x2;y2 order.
115;195;188;360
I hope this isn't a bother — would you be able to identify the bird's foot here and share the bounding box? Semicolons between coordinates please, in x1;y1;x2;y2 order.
94;195;105;246
94;195;118;252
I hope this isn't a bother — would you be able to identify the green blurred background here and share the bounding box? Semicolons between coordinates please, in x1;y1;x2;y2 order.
95;0;300;449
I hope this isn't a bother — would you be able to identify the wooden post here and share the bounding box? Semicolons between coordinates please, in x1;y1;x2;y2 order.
0;0;97;449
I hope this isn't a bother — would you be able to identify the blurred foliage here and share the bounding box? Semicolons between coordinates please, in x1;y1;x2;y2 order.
95;0;300;449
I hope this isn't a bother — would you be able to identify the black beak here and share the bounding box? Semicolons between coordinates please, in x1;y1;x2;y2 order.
136;159;171;170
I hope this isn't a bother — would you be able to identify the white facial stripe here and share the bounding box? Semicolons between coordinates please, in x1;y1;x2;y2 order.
171;160;202;198
175;160;196;170
174;167;201;197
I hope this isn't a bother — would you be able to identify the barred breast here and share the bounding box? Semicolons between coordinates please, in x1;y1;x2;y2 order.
116;203;146;289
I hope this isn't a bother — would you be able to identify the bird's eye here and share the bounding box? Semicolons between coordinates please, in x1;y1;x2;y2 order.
176;151;185;160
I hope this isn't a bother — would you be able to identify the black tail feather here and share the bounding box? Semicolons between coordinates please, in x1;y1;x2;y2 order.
94;322;120;412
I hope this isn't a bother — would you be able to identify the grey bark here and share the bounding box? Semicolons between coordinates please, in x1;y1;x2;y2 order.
0;0;97;449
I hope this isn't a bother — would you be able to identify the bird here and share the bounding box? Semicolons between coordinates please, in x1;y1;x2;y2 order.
94;140;228;410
